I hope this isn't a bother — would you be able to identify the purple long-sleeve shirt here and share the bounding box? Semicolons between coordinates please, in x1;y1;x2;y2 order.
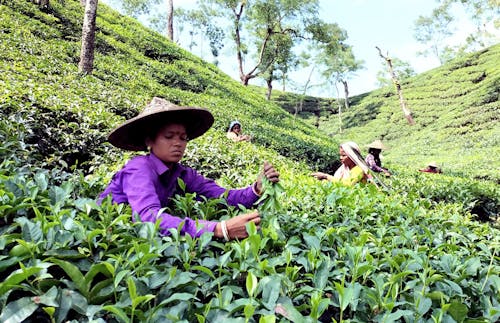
365;153;386;172
99;152;260;237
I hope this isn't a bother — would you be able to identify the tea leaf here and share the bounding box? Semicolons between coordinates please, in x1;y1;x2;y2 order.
0;297;38;323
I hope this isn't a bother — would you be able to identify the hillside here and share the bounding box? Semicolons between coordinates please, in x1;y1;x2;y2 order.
270;44;500;182
1;0;338;177
1;1;499;322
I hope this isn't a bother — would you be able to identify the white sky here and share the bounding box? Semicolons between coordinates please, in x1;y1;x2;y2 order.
105;0;498;97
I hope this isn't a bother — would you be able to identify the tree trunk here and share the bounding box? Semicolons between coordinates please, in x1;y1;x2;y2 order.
342;79;350;110
266;69;273;100
335;82;343;133
295;66;315;116
233;2;271;86
79;0;98;74
376;46;415;125
166;0;174;41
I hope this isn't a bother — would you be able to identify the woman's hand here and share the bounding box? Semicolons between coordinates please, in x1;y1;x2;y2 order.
214;211;261;240
254;161;280;194
311;171;330;180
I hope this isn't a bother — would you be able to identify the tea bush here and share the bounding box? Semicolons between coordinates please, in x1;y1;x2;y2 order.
1;1;499;322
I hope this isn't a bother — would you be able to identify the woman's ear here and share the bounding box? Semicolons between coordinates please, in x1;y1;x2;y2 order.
145;137;152;150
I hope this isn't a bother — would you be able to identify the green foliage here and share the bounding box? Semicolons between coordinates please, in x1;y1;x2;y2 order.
293;44;500;182
1;0;336;174
1;0;499;322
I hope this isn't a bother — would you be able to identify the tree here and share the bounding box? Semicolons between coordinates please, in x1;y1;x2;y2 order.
193;0;324;86
172;7;225;64
115;0;159;17
313;44;363;133
166;0;173;40
78;0;99;74
259;16;349;99
376;46;415;125
414;0;499;63
413;3;454;64
318;45;363;110
376;57;415;88
260;33;296;100
454;0;499;51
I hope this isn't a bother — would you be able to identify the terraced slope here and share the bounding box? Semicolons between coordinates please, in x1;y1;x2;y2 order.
272;44;500;182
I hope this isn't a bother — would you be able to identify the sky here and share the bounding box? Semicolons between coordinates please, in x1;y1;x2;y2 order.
106;0;490;97
315;0;442;96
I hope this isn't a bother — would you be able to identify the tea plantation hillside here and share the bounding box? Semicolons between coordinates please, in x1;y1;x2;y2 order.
1;0;338;176
1;1;499;322
270;44;500;182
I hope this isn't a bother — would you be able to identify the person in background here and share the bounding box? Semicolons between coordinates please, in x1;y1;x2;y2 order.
365;140;391;177
227;120;252;142
311;141;370;186
99;97;280;241
419;161;442;174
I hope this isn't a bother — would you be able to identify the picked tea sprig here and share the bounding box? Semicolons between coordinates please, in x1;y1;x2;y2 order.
255;176;285;213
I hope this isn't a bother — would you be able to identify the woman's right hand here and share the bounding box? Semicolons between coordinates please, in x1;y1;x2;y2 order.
215;211;261;240
311;171;329;180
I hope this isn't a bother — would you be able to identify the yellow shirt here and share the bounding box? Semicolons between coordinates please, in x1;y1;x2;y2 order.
226;132;239;141
331;165;366;186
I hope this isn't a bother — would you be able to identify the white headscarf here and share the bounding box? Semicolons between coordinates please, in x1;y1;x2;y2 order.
333;141;369;179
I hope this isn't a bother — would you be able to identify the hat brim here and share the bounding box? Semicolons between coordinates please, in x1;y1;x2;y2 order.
367;146;383;150
108;108;214;151
366;142;387;150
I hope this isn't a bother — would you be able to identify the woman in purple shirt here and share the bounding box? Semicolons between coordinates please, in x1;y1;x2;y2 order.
365;140;391;177
99;97;280;240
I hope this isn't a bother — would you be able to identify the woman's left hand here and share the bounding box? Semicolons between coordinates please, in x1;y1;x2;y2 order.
255;161;280;194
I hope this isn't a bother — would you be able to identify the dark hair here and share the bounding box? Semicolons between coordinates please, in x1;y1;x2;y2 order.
229;124;240;132
368;148;382;166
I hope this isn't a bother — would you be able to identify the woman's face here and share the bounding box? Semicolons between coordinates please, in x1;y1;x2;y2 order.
339;147;355;168
232;124;241;134
146;123;188;164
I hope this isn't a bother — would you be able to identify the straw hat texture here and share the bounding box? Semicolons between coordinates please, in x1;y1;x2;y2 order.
108;97;214;151
427;161;439;168
366;140;387;150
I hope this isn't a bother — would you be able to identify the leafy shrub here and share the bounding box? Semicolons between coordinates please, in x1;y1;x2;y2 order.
1;1;499;322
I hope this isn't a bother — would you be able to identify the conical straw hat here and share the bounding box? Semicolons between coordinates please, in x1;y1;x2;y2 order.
108;97;214;151
366;140;387;150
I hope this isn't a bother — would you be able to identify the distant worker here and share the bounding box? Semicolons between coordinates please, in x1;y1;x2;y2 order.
419;161;442;174
311;141;370;186
227;120;252;142
365;140;391;177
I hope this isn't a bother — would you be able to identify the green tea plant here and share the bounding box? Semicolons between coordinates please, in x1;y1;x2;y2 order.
1;0;499;322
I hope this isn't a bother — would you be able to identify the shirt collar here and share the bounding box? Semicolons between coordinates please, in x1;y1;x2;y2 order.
148;152;171;175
